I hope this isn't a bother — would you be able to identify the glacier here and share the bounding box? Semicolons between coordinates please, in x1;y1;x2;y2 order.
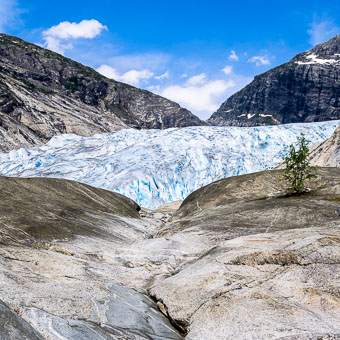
0;121;339;209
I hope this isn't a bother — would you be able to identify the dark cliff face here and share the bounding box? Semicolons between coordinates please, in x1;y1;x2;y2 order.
0;34;205;152
208;35;340;127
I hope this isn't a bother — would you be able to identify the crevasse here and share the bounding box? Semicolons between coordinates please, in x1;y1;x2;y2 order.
0;121;339;209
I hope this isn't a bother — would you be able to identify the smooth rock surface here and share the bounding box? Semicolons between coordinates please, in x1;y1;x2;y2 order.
1;169;340;339
164;168;340;239
149;168;340;339
150;227;340;339
310;125;340;166
0;300;44;340
0;177;186;339
22;285;182;340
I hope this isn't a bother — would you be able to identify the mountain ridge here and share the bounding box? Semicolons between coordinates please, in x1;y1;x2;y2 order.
208;35;340;126
0;33;205;152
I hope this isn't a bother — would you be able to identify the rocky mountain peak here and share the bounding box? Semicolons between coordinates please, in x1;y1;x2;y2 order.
293;34;340;65
208;35;340;127
312;34;340;56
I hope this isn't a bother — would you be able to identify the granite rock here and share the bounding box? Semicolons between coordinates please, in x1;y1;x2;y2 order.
310;126;340;166
1;170;340;339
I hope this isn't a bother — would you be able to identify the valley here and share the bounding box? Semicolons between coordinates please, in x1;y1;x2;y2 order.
1;169;339;339
0;21;340;339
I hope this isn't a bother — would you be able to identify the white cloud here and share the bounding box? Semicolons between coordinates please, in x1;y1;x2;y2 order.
96;64;154;86
105;53;170;72
160;76;235;119
307;18;340;46
228;50;239;61
0;0;22;32
121;69;154;86
147;85;161;93
42;36;73;54
96;65;119;79
248;55;270;66
42;19;108;54
222;65;233;75
43;19;108;40
185;73;207;86
155;71;169;80
180;73;188;78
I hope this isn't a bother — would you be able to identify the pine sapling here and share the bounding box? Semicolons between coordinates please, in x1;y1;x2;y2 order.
282;133;317;194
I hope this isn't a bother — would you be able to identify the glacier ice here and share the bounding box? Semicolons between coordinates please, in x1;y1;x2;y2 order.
0;121;339;209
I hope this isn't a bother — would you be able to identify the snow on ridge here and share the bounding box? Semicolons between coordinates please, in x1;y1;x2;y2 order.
296;53;340;65
0;121;339;209
237;113;273;119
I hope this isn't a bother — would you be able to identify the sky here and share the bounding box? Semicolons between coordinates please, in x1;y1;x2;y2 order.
1;0;340;120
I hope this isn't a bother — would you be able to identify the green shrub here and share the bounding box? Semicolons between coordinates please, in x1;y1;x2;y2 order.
281;133;316;194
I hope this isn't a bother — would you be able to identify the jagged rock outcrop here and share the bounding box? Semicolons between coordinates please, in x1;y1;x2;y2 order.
310;125;340;166
0;33;205;152
208;35;340;126
0;169;339;339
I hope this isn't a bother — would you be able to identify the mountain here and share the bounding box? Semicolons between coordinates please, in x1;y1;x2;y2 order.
208;35;340;126
0;34;205;152
0;120;338;208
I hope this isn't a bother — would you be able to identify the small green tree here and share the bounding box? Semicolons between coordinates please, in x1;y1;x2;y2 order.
282;133;316;194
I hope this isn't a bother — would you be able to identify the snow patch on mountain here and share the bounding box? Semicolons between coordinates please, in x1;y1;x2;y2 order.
0;121;339;208
296;53;340;65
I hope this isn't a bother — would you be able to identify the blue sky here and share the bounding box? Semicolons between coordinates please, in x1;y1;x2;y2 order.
1;0;340;119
